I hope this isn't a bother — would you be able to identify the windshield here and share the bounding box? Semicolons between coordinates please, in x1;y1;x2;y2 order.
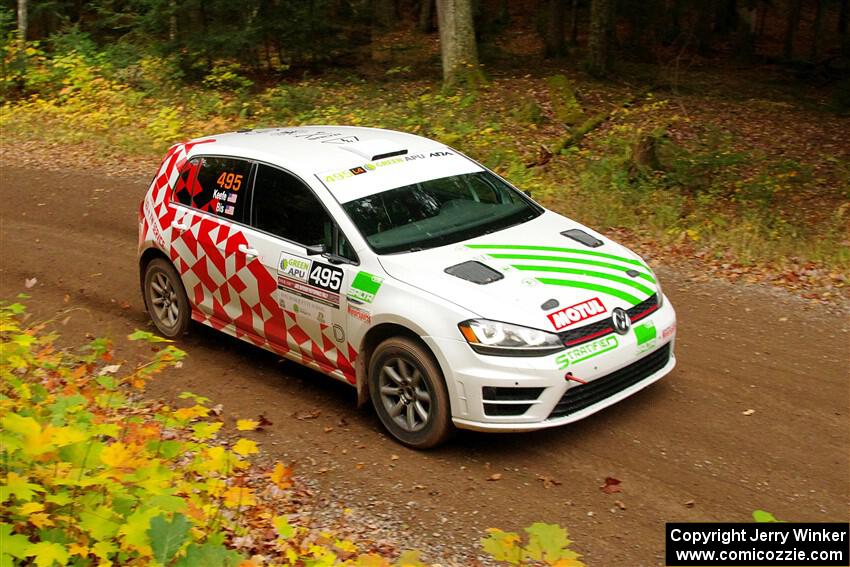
342;171;542;254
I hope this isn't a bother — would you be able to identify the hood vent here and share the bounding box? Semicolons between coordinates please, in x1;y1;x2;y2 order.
561;229;603;248
445;261;504;285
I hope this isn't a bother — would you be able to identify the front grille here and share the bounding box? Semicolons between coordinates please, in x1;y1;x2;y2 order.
548;343;670;419
558;293;659;347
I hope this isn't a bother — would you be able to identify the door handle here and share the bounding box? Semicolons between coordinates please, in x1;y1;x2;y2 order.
171;220;189;232
238;244;259;258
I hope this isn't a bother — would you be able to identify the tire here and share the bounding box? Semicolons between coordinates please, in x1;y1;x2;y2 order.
369;337;453;449
143;258;191;339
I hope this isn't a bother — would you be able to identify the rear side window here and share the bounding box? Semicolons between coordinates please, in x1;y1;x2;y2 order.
176;157;252;222
251;164;333;247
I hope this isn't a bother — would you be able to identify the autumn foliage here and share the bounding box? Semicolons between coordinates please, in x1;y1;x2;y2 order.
0;300;584;566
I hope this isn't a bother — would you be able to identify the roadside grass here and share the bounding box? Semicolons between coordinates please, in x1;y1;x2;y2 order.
0;300;586;566
2;45;848;294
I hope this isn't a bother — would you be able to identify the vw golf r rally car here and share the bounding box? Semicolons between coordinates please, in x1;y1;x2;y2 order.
139;126;677;448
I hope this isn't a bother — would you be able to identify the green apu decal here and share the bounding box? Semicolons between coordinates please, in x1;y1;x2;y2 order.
633;321;657;353
556;335;619;369
347;271;384;303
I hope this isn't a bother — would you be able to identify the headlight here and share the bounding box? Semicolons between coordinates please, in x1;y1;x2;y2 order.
653;271;664;307
458;319;564;357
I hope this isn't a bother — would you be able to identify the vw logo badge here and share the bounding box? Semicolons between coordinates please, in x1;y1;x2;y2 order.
612;307;631;335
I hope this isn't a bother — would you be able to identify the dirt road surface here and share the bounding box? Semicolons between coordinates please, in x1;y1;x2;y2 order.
1;166;848;565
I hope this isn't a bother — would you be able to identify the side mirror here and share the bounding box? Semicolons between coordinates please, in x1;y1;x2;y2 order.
304;244;325;256
524;189;533;198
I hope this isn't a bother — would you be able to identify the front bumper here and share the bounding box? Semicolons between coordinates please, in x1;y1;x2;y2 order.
423;297;677;432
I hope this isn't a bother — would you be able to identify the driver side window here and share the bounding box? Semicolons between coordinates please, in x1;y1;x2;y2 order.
250;164;357;262
251;164;332;247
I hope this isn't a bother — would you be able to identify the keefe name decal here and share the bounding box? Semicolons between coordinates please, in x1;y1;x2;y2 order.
547;297;607;331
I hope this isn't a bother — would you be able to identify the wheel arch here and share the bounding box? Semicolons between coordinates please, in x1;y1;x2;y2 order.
138;247;173;312
355;322;446;408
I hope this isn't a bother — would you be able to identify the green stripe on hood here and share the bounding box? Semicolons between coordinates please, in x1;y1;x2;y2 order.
467;244;647;267
486;253;655;283
513;265;655;296
536;278;643;305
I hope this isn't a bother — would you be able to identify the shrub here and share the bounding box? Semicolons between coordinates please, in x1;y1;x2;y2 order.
0;301;583;566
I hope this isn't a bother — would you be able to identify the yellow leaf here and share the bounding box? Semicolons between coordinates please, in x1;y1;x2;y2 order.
29;512;54;529
100;442;141;469
173;404;209;421
236;419;259;431
223;486;256;508
48;425;87;447
268;462;293;490
192;421;223;440
25;541;69;567
69;543;89;557
18;502;45;515
232;438;258;457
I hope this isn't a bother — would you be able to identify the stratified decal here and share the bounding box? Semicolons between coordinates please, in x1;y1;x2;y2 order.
556;335;619;369
347;271;384;303
547;297;607;331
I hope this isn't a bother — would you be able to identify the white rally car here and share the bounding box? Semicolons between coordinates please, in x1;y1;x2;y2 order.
138;126;676;448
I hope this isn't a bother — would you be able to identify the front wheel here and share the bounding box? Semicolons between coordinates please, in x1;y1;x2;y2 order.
369;337;453;449
143;258;190;338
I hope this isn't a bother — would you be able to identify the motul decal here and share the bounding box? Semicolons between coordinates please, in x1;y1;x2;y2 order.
547;297;607;331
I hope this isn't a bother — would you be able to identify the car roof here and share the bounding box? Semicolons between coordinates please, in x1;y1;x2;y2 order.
186;126;446;178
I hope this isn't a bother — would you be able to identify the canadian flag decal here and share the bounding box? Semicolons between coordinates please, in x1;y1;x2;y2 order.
547;297;607;331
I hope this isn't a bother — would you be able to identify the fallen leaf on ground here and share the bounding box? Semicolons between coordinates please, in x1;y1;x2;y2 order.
257;414;273;428
742;409;755;416
391;454;399;461
25;277;37;288
323;426;333;433
615;500;626;510
99;364;121;375
294;409;321;420
236;419;260;431
487;473;502;481
537;474;562;489
685;499;696;508
600;477;622;494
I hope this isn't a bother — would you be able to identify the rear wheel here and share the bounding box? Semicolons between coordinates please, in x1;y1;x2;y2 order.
369;337;453;448
143;258;190;338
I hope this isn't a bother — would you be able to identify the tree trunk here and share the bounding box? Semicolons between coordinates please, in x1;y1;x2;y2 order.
783;0;802;60
168;0;177;42
734;1;757;56
436;0;482;87
17;0;27;43
419;0;435;32
840;0;849;55
373;0;395;29
588;0;614;77
543;0;566;58
810;0;824;60
569;0;579;44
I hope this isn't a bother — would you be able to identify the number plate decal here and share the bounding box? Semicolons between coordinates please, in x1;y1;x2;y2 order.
307;262;344;293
